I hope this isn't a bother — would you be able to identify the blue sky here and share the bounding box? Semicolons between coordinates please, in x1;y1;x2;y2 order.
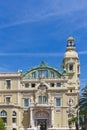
0;0;87;89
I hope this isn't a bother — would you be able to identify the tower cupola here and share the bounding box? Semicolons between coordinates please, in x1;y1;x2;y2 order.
64;36;78;59
62;36;80;80
67;36;75;47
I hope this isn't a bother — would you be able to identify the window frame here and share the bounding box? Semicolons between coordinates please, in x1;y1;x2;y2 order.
38;70;48;78
12;111;17;123
25;83;29;88
38;95;47;104
56;83;61;87
5;79;11;89
24;98;29;107
32;71;36;79
56;98;61;107
5;96;11;104
0;110;7;123
50;71;54;78
69;64;73;71
50;83;55;87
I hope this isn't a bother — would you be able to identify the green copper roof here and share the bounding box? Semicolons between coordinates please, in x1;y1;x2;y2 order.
22;61;62;79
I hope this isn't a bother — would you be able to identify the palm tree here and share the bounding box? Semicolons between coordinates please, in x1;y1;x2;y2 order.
68;85;87;130
80;85;87;109
79;85;87;129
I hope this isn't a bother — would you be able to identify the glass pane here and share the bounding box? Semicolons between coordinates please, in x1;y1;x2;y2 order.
24;99;29;106
6;97;10;103
56;98;61;106
38;70;48;78
12;118;16;123
43;96;46;104
38;96;42;104
6;80;11;89
50;71;54;78
25;83;29;88
32;72;36;79
1;111;7;116
57;83;61;87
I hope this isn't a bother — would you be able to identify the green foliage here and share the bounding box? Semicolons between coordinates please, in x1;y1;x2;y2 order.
68;85;87;129
78;85;87;129
0;118;5;130
79;85;87;110
68;116;77;126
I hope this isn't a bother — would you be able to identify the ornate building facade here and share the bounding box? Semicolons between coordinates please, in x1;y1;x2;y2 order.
0;37;80;130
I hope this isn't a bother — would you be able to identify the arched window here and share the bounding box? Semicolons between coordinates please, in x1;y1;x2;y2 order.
69;64;73;71
12;111;16;116
12;111;17;123
0;110;7;123
1;110;7;116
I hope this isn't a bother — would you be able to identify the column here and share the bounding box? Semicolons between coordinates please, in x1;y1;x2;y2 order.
30;108;34;127
51;108;54;127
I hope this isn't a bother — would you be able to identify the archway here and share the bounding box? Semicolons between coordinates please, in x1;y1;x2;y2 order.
35;111;49;130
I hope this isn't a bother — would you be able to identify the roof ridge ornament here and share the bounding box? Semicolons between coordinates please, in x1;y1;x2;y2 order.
40;61;47;67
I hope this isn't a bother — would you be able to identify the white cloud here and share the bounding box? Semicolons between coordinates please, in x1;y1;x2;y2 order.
0;51;86;57
0;52;63;57
79;51;87;55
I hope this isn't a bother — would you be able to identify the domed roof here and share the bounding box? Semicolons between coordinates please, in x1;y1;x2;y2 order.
67;36;74;42
64;51;78;58
22;61;62;79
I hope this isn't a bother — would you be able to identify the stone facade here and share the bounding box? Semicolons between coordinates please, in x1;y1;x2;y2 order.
0;37;80;130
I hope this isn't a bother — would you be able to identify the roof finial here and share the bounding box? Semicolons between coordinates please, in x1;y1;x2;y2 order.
40;61;47;67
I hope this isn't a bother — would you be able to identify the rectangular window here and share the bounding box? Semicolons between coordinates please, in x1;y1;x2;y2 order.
2;118;7;123
77;66;79;73
12;118;16;123
6;80;11;89
56;83;61;87
31;83;35;87
38;96;47;104
25;83;29;88
50;71;54;78
32;72;36;79
24;99;29;107
50;83;54;87
56;98;61;106
6;97;11;103
38;96;42;104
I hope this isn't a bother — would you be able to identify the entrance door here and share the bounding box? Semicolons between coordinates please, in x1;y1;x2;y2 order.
37;119;47;130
